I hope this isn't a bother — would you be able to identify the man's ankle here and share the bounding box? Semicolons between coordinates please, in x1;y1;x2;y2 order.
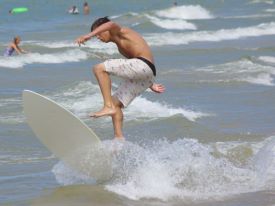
114;136;125;140
104;103;114;108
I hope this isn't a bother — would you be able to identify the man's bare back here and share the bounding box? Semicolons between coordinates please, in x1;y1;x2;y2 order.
111;27;154;63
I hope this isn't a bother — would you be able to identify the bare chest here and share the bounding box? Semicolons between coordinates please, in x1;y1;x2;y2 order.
117;43;136;58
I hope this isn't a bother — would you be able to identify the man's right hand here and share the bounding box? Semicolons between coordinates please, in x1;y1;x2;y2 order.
75;35;90;46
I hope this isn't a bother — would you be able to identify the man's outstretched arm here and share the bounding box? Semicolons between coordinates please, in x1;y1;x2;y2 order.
75;21;121;46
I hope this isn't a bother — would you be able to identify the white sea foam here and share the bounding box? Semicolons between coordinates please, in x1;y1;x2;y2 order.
106;138;275;200
145;22;275;46
258;56;275;64
20;22;275;52
224;14;273;19
52;81;208;122
52;142;113;184
110;12;139;19
0;49;88;69
196;59;275;86
126;97;207;121
241;73;275;86
53;137;275;201
249;0;274;4
254;136;275;189
1;80;203;125
31;40;118;55
146;15;197;30
52;161;95;185
155;5;214;20
266;8;275;12
30;40;76;48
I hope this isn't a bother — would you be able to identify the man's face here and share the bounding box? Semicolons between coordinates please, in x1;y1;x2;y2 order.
96;31;111;43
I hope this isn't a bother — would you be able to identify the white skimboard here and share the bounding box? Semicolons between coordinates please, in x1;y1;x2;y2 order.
23;90;112;181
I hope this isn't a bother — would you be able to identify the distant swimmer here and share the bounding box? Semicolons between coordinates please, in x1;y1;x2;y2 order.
68;5;79;14
75;17;165;140
174;1;178;6
83;2;90;15
3;36;27;57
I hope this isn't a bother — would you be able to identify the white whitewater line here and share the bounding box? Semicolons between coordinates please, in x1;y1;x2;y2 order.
146;22;275;46
155;5;214;20
0;49;88;68
146;14;197;30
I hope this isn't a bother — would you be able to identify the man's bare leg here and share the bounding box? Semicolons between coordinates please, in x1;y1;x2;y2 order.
112;96;124;140
90;64;116;118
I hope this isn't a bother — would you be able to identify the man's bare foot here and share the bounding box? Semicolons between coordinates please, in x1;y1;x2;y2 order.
90;105;116;118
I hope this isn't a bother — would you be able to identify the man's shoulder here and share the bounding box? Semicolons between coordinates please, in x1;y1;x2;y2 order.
120;27;132;32
119;27;138;36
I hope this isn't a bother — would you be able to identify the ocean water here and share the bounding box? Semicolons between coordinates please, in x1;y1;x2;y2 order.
1;0;275;205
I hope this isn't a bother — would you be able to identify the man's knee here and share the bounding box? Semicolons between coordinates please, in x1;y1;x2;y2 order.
92;63;105;75
112;96;123;108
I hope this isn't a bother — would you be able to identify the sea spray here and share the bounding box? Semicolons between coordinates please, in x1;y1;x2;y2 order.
106;138;259;200
52;137;275;201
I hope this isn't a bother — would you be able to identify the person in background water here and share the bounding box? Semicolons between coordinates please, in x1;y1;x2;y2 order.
75;17;165;140
83;2;90;15
68;5;79;14
3;36;27;57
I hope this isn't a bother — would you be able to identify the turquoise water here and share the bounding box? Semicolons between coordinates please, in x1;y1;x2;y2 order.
0;0;275;205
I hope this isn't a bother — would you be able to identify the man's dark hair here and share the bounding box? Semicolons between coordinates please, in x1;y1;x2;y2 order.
91;16;110;32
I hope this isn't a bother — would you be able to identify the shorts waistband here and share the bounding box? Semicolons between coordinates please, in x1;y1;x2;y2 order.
136;57;156;76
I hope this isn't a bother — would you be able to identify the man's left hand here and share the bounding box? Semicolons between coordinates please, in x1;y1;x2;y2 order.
150;83;165;93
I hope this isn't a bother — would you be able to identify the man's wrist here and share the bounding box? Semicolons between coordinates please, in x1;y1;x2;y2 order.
85;34;92;39
88;31;96;39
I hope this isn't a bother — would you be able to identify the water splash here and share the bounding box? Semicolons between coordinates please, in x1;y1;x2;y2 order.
52;137;275;201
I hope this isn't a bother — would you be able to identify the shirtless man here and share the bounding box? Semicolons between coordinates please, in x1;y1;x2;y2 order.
75;17;165;139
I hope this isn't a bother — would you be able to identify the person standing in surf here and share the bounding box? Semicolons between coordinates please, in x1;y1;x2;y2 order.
3;36;27;56
83;2;90;15
75;16;165;140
